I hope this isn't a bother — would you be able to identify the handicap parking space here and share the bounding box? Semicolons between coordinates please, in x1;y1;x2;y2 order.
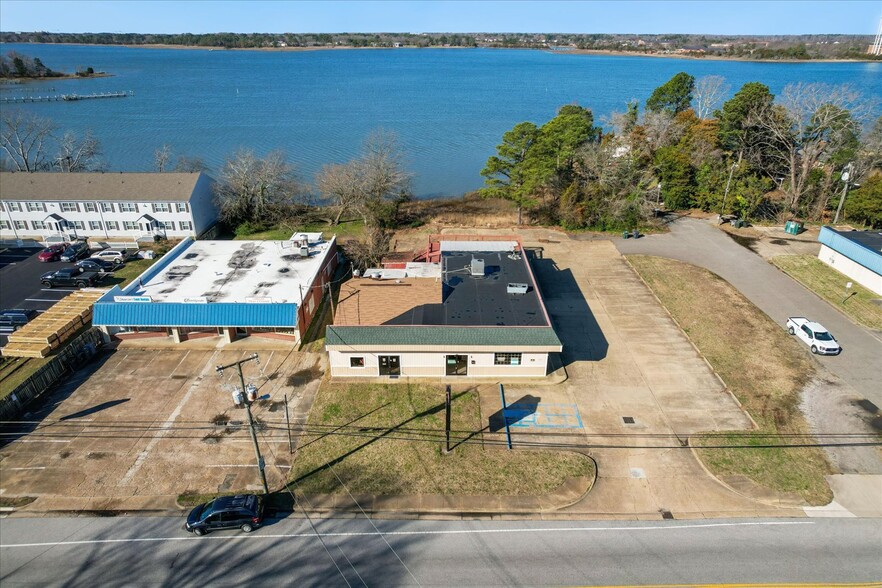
506;402;584;429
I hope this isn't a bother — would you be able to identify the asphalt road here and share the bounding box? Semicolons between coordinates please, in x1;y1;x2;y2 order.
1;516;880;586
0;247;78;345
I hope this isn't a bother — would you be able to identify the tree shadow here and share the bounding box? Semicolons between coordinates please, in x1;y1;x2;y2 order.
526;251;608;364
59;398;130;420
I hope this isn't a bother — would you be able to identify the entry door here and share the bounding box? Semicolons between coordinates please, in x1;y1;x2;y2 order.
378;355;400;376
446;355;468;376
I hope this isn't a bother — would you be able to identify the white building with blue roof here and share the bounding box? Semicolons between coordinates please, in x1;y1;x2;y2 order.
93;235;338;343
817;227;882;295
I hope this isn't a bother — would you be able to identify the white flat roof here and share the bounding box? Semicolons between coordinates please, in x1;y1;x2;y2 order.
133;239;334;304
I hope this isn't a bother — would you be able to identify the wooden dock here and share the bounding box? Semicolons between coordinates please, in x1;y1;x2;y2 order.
0;90;133;103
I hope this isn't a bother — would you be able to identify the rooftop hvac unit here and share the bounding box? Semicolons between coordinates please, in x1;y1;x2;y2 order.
300;246;309;257
470;258;485;276
507;282;529;295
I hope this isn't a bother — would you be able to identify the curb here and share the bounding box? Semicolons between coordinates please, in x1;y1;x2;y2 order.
688;439;810;510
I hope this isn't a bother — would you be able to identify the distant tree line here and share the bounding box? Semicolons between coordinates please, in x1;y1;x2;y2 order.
2;31;877;59
482;73;882;229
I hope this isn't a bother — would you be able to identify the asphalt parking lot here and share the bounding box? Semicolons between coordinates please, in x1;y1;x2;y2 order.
0;246;83;345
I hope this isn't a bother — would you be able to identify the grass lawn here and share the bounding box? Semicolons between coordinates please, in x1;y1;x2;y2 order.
627;255;832;505
289;382;593;496
0;356;50;400
101;257;160;288
235;219;366;242
771;254;882;330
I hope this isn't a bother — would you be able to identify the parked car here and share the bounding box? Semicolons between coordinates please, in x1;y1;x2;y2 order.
75;258;118;273
90;249;131;264
786;317;841;355
37;243;70;262
0;309;38;332
184;494;264;536
60;241;91;262
40;266;102;288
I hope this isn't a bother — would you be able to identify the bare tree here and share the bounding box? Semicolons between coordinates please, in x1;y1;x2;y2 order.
641;110;684;151
748;83;869;215
358;130;412;226
0;111;55;172
316;162;366;225
214;149;299;225
694;75;730;120
343;226;392;271
55;130;103;172
154;144;172;172
173;155;207;173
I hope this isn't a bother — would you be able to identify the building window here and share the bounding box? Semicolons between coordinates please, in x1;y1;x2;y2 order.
84;202;98;213
7;202;22;212
176;202;189;213
60;202;79;212
89;221;103;231
32;220;46;230
152;203;171;213
100;202;114;213
105;221;119;231
118;202;137;213
68;220;85;230
26;202;46;212
494;353;522;366
162;221;175;230
123;221;138;230
14;220;27;230
179;221;193;231
350;357;365;368
0;221;9;230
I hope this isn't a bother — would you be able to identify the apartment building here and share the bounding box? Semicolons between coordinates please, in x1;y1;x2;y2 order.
0;172;217;242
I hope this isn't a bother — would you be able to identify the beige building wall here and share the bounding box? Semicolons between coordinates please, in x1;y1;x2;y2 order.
818;244;882;295
328;350;549;378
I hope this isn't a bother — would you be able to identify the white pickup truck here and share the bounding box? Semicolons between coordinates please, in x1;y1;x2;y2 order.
786;317;841;355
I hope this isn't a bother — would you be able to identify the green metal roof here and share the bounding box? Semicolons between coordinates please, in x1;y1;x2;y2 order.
325;325;562;349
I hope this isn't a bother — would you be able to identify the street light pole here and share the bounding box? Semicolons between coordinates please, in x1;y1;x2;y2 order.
719;161;737;223
216;353;269;496
833;162;854;225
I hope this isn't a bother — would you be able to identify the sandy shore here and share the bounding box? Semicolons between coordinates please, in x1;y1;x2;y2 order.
0;72;113;82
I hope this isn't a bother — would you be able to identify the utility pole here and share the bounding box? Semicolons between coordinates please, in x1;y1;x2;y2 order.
833;162;854;225
216;353;269;496
444;385;452;454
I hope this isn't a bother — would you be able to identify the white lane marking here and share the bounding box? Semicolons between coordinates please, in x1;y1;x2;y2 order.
12;440;71;443
0;521;814;549
118;351;218;486
25;299;66;303
40;288;77;292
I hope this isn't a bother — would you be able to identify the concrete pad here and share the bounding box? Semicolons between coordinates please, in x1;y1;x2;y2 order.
822;474;882;517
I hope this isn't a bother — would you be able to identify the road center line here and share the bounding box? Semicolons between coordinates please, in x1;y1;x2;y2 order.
0;521;813;549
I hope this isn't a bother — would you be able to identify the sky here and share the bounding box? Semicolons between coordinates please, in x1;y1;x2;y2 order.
0;1;880;36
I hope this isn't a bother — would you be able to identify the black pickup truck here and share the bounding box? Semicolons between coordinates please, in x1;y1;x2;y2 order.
40;266;102;288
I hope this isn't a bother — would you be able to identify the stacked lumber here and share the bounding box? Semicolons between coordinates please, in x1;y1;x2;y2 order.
1;290;106;358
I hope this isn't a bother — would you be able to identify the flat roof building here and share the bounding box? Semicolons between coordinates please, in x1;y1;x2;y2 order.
817;227;882;295
94;235;338;344
326;235;562;379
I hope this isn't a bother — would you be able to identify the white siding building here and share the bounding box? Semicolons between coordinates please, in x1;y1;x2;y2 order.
0;172;217;243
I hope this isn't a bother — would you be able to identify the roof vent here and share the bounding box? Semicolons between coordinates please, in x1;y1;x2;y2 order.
470;258;485;276
507;283;529;295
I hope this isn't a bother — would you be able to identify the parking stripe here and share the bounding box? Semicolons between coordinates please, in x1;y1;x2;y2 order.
25;299;65;303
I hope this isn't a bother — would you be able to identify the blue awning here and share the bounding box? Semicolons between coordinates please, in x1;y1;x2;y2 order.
93;301;298;328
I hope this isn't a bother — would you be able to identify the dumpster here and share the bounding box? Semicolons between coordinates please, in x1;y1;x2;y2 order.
784;220;804;235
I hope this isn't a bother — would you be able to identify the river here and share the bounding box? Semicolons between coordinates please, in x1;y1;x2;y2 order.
1;44;880;197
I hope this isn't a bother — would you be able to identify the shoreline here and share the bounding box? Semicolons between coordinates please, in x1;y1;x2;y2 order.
3;41;877;63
